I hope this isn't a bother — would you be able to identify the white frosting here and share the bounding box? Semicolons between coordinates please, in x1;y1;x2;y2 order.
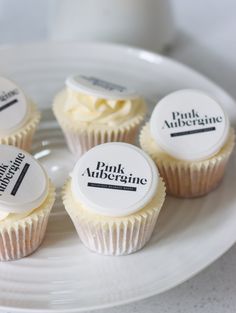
150;89;230;161
71;143;159;217
64;89;142;126
0;76;29;136
0;145;49;217
63;75;143;126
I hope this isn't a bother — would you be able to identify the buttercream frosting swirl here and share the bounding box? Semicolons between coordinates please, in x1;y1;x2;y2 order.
64;87;144;126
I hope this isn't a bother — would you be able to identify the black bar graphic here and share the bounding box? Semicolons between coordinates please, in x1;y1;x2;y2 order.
171;127;216;137
11;163;30;196
0;99;18;112
87;182;136;191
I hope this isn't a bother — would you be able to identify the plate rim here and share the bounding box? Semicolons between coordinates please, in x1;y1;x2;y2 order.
2;40;235;119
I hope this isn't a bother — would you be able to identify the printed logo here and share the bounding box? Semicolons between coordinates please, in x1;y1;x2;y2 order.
162;109;223;137
82;161;148;192
0;88;19;112
0;152;30;196
80;75;127;93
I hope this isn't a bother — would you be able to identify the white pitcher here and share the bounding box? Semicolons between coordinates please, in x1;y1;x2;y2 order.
49;0;175;52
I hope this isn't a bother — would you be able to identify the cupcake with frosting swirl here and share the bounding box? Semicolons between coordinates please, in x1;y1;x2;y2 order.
53;75;147;157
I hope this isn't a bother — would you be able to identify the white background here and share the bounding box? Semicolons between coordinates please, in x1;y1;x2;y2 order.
0;0;236;312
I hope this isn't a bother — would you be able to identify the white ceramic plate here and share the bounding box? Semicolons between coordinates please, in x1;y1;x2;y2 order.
0;43;235;313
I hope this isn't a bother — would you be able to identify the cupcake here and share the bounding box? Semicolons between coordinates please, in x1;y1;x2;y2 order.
63;142;165;256
140;89;235;198
0;76;41;151
0;145;55;261
53;75;147;157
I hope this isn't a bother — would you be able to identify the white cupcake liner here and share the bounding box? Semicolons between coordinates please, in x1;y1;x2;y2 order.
63;178;165;256
140;123;235;198
0;182;55;261
74;209;161;256
0;102;41;152
156;155;231;197
62;125;140;157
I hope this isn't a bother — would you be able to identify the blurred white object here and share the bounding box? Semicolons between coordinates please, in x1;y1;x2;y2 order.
48;0;175;52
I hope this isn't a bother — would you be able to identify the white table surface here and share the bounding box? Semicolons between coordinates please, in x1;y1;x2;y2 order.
0;0;236;312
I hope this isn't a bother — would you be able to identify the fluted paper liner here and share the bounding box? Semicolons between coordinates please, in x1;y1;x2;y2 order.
0;102;41;152
140;123;235;198
53;99;146;157
62;178;165;256
0;182;55;261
